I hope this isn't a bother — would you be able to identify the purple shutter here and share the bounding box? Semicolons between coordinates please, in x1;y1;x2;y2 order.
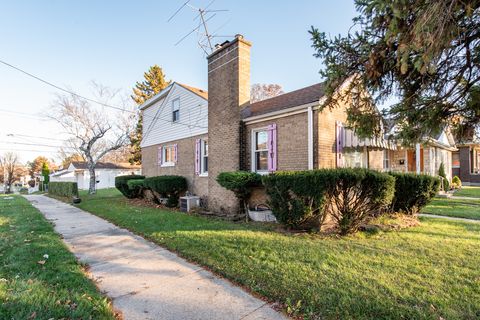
267;124;277;172
336;121;344;168
158;146;163;166
174;144;178;163
194;139;200;175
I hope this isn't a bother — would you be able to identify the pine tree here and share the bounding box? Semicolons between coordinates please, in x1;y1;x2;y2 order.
130;65;171;164
41;162;50;191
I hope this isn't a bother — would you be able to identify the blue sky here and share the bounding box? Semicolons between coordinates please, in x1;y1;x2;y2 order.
0;0;357;162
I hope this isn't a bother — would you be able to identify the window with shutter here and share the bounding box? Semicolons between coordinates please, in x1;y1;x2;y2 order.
161;145;176;167
267;124;277;172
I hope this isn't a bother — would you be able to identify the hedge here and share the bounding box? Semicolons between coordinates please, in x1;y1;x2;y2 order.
217;171;262;215
389;172;440;214
49;182;79;198
262;168;395;234
115;175;145;199
143;175;187;207
126;179;145;198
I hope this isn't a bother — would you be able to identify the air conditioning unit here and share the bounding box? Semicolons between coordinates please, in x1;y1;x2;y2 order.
179;196;200;212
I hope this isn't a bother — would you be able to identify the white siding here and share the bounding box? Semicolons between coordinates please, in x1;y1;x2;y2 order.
141;83;208;147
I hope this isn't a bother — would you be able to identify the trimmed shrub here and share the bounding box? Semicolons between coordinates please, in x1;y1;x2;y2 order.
451;175;462;189
263;168;395;234
126;179;145;198
143;175;187;207
389;172;440;214
49;182;79;198
438;162;450;191
217;171;262;215
115;175;145;199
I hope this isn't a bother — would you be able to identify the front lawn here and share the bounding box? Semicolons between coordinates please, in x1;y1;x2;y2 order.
453;186;480;198
0;195;115;319
71;188;480;320
423;197;480;220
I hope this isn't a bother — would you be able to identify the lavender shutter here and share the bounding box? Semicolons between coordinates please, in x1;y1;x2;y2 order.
194;139;200;175
267;124;277;172
336;121;344;168
158;146;163;166
174;144;178;163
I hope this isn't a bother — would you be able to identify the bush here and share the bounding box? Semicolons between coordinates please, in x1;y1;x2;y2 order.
143;175;187;207
263;168;395;234
115;175;145;199
451;175;462;189
217;171;262;215
389;172;440;214
49;182;79;198
438;162;450;191
126;179;145;198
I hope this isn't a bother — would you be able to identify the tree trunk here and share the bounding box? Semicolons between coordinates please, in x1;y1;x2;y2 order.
88;166;96;194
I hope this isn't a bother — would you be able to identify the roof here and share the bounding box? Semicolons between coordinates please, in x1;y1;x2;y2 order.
177;83;208;100
70;162;140;170
242;83;325;118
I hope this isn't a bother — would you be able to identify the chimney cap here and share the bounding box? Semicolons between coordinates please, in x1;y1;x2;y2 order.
235;34;244;40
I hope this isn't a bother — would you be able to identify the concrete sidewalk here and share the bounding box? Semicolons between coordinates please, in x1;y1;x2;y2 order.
25;195;287;320
419;213;480;224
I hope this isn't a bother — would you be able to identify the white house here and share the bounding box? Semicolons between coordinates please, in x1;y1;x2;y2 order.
50;162;141;190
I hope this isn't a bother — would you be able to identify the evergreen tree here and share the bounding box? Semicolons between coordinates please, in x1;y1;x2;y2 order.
41;162;50;191
130;65;171;164
310;0;480;142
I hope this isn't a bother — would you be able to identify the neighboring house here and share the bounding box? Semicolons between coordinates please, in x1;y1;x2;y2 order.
140;35;395;215
385;128;457;181
50;162;141;190
452;134;480;186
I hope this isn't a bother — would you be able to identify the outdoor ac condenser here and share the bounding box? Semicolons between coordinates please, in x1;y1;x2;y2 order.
179;196;200;212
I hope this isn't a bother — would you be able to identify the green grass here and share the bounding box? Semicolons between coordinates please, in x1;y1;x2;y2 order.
70;188;480;319
0;195;115;319
453;186;480;198
423;197;480;220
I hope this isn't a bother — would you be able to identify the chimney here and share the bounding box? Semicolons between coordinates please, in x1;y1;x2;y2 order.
207;34;252;216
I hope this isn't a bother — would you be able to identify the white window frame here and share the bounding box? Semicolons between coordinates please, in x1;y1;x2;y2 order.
251;127;269;174
172;98;180;122
199;139;208;176
383;150;390;170
161;145;176;167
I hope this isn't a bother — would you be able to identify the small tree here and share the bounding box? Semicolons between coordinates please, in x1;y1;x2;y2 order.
0;152;21;193
41;162;50;191
438;162;450;191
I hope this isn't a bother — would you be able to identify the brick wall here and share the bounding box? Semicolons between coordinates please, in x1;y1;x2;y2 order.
207;35;252;216
459;146;480;185
141;134;209;197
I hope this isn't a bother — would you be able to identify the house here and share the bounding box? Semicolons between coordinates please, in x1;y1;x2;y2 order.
140;34;397;215
452;133;480;185
385;127;457;181
50;162;141;190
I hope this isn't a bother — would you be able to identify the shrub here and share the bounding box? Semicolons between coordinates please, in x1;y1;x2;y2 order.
438;162;450;191
143;175;187;207
389;172;440;214
115;175;145;199
217;171;262;215
451;175;462;189
263;168;394;234
49;182;79;198
323;169;395;235
126;179;145;198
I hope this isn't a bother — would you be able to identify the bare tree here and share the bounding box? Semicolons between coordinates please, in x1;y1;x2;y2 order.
250;83;284;103
0;152;21;194
50;83;134;194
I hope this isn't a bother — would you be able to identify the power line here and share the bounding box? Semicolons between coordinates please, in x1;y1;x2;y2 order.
0;59;208;129
0;141;76;149
5;133;68;142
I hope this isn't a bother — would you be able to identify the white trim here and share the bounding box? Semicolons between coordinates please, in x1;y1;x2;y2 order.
243;102;318;125
416;143;421;174
250;127;269;173
307;106;314;170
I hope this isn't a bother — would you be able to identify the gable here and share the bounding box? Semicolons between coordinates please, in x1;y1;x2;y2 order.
141;83;208;148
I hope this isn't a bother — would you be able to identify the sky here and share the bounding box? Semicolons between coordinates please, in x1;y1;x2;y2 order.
0;0;357;163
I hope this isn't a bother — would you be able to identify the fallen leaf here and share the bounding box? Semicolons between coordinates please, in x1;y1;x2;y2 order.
37;260;46;265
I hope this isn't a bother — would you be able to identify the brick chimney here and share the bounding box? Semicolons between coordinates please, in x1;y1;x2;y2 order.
207;34;252;216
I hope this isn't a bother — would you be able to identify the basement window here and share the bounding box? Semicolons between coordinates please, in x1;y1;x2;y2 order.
172;98;180;122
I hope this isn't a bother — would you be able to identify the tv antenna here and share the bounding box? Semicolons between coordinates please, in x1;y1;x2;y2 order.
168;0;232;55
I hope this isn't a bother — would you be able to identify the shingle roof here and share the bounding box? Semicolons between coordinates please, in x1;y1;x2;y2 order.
70;162;139;170
178;83;208;100
242;82;325;118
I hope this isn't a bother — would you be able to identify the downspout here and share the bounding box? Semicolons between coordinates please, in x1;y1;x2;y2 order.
308;106;314;170
416;143;421;174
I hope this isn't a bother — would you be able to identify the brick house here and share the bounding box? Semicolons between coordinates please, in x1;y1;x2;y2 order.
140;35;397;215
452;136;480;185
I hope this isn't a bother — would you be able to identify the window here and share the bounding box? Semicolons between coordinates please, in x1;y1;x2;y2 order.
172;98;180;122
162;145;176;166
253;130;268;172
452;152;460;168
200;140;208;175
344;150;368;168
383;150;390;170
